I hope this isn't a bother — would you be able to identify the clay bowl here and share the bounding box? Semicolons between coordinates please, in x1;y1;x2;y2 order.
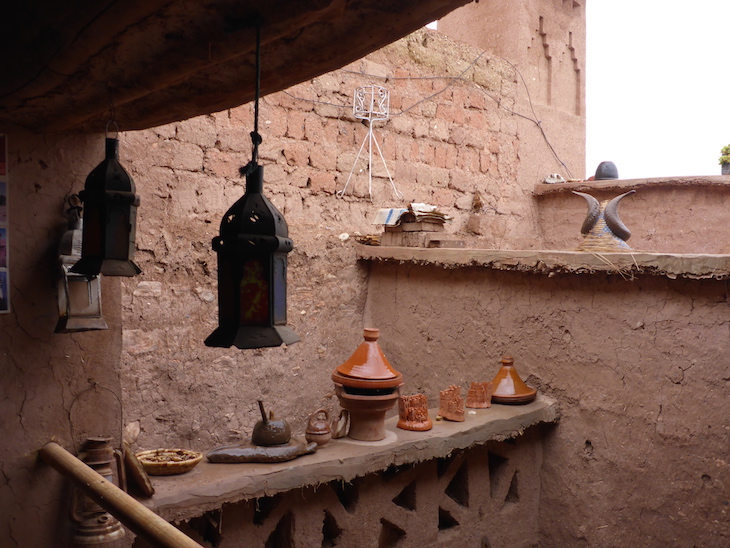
136;449;203;476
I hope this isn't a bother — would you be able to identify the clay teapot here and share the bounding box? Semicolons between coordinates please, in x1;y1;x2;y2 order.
305;408;350;446
251;400;291;446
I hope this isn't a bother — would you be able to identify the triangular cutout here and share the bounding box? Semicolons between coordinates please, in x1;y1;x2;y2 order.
254;494;281;525
445;460;469;508
379;518;406;548
438;507;459;530
332;479;359;513
437;453;459;479
382;463;412;481
322;510;342;548
504;471;519;506
392;479;417;511
265;511;294;548
488;452;509;499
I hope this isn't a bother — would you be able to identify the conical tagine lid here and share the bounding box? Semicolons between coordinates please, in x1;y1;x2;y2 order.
332;328;403;389
490;356;537;404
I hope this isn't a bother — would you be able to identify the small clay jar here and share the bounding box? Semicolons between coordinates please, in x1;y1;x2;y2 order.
397;394;432;431
305;409;332;446
490;356;537;404
251;401;291;446
465;381;492;409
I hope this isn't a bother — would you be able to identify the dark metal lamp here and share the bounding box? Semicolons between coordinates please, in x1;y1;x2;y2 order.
71;136;141;277
205;20;298;349
205;164;298;348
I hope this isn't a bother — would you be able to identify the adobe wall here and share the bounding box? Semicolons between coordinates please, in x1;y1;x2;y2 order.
536;181;730;254
118;29;530;452
0;133;126;547
0;10;730;546
363;261;729;547
116;23;728;548
169;433;548;548
2;16;725;548
439;0;586;182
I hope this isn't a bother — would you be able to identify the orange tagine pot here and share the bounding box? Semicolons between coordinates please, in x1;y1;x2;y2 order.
332;328;403;440
490;356;537;404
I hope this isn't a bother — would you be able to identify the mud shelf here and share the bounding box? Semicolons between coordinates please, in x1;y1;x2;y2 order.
533;175;730;196
356;245;730;280
141;395;558;523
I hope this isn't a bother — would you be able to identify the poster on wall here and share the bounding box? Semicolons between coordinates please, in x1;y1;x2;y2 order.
0;134;8;313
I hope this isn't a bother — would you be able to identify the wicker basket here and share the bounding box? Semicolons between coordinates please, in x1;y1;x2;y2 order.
136;449;203;476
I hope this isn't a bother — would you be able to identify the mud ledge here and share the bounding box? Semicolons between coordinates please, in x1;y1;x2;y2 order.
356;245;730;280
141;395;558;523
533;175;730;196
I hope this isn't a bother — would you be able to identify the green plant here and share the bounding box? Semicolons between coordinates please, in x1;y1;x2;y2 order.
720;145;730;165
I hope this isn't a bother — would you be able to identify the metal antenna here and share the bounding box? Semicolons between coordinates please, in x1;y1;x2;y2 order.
338;85;402;199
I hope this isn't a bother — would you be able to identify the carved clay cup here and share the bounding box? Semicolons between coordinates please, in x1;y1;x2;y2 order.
305;409;332;446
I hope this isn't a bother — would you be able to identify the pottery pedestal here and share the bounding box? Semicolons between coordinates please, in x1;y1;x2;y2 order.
334;384;401;441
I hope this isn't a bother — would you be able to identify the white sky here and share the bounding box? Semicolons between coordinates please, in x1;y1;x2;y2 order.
586;1;728;179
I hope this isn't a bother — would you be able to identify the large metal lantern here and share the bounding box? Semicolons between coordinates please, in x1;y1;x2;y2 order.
205;164;298;349
71;137;141;277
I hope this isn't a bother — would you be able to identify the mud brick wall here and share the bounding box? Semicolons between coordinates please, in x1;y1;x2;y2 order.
115;24;728;548
118;29;528;452
364;260;729;547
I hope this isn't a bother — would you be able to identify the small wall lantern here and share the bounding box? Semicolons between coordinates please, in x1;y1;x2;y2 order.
71;135;141;277
205;164;298;349
56;197;108;333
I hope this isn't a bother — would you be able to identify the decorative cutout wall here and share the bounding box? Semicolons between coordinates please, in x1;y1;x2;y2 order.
163;430;546;548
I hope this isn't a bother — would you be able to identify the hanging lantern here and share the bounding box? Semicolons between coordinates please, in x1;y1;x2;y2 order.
56;197;108;333
205;164;298;348
71;134;141;277
205;21;298;349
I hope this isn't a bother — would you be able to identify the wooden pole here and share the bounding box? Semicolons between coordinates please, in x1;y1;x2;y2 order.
39;442;203;548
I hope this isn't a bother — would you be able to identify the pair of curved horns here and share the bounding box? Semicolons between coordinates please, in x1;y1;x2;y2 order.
573;190;636;241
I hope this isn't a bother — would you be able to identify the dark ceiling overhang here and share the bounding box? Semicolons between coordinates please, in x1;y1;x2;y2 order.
0;0;471;134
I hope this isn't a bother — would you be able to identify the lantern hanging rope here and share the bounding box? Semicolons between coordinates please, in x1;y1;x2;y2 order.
242;21;262;177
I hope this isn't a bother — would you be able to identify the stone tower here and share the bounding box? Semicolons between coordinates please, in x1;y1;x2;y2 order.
439;0;586;186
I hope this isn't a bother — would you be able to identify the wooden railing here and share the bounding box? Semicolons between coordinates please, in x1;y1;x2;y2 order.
39;442;203;548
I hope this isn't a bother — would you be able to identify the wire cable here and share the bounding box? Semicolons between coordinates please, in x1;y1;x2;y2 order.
280;48;574;178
